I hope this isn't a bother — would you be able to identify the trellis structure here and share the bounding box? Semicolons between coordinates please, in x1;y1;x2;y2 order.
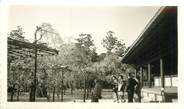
8;37;58;59
8;36;58;101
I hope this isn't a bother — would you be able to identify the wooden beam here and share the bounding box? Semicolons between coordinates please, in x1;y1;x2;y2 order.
140;66;143;86
148;64;151;88
8;51;33;58
160;58;165;88
8;37;58;55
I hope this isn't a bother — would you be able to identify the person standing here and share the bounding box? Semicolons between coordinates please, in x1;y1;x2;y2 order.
135;72;142;102
118;75;126;102
91;79;102;102
112;75;119;102
126;72;138;102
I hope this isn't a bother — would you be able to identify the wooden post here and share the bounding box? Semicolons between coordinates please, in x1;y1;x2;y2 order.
135;68;137;77
170;76;173;87
33;42;37;101
83;77;86;102
52;86;55;102
148;64;151;88
8;60;14;101
61;70;64;102
30;27;40;102
160;58;165;89
140;66;143;86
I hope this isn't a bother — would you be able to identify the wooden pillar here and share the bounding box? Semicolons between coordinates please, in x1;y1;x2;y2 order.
170;76;173;87
140;66;143;86
148;64;151;88
135;68;137;77
160;58;165;88
61;71;64;102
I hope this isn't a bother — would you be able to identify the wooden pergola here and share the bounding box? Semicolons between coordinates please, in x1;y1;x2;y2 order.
8;37;58;59
121;6;177;102
8;36;59;101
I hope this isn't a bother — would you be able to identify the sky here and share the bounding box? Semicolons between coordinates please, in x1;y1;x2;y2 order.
8;6;160;54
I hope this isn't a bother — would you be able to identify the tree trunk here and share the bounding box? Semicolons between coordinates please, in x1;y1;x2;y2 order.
29;83;34;101
8;61;14;101
64;88;65;95
89;88;91;99
16;86;20;101
88;88;91;99
10;92;14;101
71;88;73;95
61;88;63;102
86;88;89;99
83;78;86;102
52;86;55;102
57;88;60;99
10;88;14;101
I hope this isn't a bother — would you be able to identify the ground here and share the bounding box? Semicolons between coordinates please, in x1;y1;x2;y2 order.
9;88;157;103
8;89;131;102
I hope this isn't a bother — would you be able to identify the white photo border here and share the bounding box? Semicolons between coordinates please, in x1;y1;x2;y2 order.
1;0;184;109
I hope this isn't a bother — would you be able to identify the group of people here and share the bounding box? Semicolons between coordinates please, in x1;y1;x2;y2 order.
112;72;141;103
112;75;126;102
90;71;141;103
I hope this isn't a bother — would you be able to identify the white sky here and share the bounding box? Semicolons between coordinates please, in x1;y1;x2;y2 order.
8;6;160;54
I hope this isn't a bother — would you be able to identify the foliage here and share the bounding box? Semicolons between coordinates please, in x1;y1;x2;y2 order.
102;31;126;56
8;26;30;43
7;25;132;101
37;22;63;48
75;34;97;65
102;31;117;53
8;56;34;101
8;26;33;95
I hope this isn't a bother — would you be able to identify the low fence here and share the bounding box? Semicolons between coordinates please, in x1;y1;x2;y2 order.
154;75;177;87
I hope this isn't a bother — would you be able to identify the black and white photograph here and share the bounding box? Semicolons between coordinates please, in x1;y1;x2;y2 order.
1;0;184;109
6;5;178;103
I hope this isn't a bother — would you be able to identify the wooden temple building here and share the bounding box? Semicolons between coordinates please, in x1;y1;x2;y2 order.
121;6;177;102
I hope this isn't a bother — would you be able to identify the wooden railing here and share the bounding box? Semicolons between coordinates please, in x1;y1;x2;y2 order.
154;75;177;87
142;82;154;88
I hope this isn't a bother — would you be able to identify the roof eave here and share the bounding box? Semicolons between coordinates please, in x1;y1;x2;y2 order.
121;6;166;63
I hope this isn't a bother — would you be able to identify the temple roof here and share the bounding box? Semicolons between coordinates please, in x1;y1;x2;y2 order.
121;6;177;65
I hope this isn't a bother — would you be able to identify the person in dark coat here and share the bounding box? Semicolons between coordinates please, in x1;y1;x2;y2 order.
111;75;119;102
118;75;126;102
135;72;142;102
91;79;102;102
126;72;138;102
